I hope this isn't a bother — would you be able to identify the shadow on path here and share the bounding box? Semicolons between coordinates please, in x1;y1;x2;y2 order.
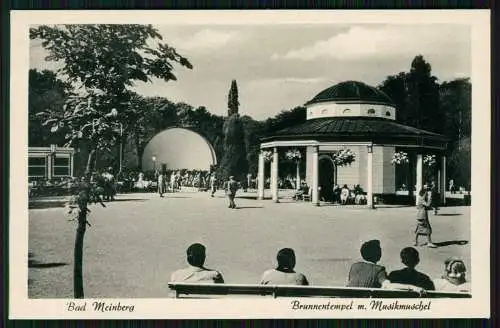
235;206;264;209
436;213;463;216
434;240;469;248
28;251;68;269
111;198;148;202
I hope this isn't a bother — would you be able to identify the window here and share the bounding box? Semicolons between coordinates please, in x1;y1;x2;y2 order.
385;111;391;117
53;156;71;177
367;108;376;115
342;109;351;115
28;156;46;177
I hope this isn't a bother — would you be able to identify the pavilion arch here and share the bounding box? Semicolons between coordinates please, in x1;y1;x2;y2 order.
141;127;217;171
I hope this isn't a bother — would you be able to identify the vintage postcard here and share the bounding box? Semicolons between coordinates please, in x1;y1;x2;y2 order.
9;10;490;319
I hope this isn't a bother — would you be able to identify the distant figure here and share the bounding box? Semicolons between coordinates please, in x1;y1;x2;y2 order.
260;248;309;285
427;181;439;215
332;185;341;204
210;174;217;197
226;176;239;209
449;179;455;194
294;182;309;200
157;171;166;197
101;167;115;201
415;189;437;248
170;243;224;283
340;184;350;205
388;247;435;290
433;258;470;293
168;172;174;192
347;239;388;288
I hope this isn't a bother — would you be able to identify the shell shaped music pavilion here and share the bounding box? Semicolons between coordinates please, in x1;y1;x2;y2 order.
257;81;449;207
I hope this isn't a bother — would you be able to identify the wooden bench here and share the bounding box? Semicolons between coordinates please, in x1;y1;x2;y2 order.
168;283;471;299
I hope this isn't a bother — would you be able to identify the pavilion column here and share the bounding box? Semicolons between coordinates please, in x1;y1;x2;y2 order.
415;153;423;205
311;146;319;206
440;155;447;205
257;151;265;200
46;154;53;180
367;145;374;209
70;153;74;177
271;147;279;203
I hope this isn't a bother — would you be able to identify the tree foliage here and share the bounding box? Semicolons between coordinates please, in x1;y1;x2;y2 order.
29;69;70;146
31;24;193;167
218;115;249;181
379;55;471;188
227;79;239;116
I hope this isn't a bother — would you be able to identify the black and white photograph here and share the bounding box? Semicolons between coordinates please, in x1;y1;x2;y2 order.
10;10;490;319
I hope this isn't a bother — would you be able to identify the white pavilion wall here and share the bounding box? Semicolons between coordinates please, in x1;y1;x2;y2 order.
305;145;396;194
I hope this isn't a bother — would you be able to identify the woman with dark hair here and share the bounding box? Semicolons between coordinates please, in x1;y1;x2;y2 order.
347;239;388;288
415;189;437;248
260;248;309;285
433;258;470;292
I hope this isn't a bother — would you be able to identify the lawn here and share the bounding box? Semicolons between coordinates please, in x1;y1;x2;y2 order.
28;190;471;298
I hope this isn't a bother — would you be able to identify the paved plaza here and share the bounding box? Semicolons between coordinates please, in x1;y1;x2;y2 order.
28;190;471;298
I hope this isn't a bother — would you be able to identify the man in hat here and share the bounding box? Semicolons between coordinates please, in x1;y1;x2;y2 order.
226;176;239;209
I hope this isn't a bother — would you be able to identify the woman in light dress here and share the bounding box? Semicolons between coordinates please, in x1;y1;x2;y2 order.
415;189;437;248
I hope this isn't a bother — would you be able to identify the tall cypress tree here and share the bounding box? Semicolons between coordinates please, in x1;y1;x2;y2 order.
228;79;239;116
218;80;248;182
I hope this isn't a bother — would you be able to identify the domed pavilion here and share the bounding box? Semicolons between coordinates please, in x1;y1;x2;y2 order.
257;81;449;208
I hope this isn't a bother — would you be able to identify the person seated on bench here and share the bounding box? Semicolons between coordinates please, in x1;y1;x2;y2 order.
347;239;389;288
294;182;309;200
170;243;224;284
388;247;435;290
433;257;470;293
340;184;350;205
260;248;309;285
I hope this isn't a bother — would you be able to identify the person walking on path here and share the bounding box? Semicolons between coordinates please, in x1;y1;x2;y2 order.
226;176;239;209
415;189;437;248
210;174;217;197
157;170;166;198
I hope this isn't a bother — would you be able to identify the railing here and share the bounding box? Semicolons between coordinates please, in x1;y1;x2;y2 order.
168;283;471;299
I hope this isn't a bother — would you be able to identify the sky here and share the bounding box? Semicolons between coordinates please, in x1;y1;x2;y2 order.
30;24;470;120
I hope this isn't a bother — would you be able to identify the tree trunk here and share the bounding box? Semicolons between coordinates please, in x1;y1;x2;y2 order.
74;210;87;298
134;134;143;171
74;148;96;298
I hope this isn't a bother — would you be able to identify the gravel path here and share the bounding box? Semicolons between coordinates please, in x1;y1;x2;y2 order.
28;190;471;298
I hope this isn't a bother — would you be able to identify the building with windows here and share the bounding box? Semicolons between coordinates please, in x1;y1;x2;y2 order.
257;81;449;207
28;145;75;180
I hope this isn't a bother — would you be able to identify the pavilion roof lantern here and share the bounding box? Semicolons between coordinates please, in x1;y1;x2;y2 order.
304;81;397;121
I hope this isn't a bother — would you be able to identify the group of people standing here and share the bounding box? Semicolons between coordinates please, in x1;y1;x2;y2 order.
169;241;470;294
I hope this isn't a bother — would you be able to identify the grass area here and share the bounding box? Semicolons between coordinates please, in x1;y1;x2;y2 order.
28;190;470;298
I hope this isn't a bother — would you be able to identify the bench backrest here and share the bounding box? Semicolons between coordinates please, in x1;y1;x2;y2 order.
168;283;471;299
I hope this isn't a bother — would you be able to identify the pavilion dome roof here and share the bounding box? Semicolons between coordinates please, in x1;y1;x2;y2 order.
305;81;395;107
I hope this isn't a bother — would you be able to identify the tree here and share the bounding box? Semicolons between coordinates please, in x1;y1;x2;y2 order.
227;79;239;116
218;80;248;182
218;115;249;182
405;55;442;133
29;69;70;146
378;72;408;124
31;24;192;298
440;78;472;188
